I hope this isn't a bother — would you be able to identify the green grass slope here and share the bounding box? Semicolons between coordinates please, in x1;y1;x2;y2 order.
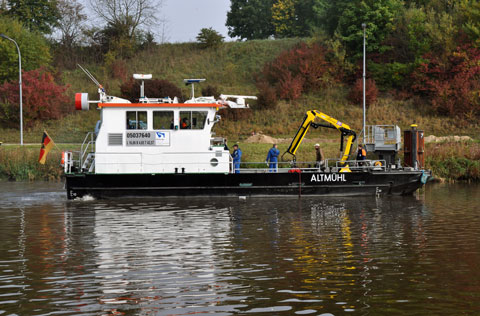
1;38;479;145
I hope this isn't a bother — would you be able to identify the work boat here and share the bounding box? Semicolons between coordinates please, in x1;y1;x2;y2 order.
63;73;431;199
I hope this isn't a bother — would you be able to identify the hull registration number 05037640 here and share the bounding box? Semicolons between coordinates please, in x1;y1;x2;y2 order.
126;132;155;146
126;131;171;146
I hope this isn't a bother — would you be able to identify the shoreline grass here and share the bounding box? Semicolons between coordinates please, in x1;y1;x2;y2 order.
1;141;478;182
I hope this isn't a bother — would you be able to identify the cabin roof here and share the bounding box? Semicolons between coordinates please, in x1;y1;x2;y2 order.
98;103;220;109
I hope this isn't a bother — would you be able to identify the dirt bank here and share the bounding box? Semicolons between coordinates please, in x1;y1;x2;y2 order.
243;133;338;144
424;135;473;143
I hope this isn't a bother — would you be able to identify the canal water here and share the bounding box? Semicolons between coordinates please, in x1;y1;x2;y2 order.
0;182;479;315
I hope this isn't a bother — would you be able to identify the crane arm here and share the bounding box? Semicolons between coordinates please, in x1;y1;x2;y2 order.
283;110;356;162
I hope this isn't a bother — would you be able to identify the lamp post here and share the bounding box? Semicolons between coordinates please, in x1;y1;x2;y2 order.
0;34;23;146
361;23;366;144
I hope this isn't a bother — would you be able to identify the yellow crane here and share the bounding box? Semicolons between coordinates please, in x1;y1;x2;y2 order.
283;110;357;165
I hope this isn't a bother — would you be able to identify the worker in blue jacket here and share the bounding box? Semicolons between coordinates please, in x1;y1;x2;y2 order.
266;144;280;172
232;144;242;174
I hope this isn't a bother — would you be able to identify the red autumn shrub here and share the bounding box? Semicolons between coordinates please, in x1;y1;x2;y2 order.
0;68;71;128
277;72;305;100
256;42;339;104
120;78;183;102
348;78;378;106
412;45;480;117
217;108;252;121
255;81;278;109
201;85;220;99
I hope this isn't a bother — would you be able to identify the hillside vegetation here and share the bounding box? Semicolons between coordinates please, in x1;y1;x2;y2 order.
0;39;479;145
2;0;480;145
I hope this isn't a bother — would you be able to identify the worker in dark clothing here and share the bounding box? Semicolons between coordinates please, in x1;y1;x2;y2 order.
266;144;280;172
314;143;325;169
232;144;242;174
357;144;367;165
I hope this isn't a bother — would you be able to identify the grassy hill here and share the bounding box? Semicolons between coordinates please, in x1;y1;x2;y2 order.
1;38;479;145
1;39;306;143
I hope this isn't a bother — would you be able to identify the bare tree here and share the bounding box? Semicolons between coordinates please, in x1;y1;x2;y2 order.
158;17;170;44
89;0;163;39
57;0;86;48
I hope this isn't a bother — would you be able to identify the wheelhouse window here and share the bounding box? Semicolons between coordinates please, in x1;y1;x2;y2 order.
180;111;207;130
153;111;174;130
126;111;147;130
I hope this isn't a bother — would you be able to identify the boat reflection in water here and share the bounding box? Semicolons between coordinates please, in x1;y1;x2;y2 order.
1;183;479;315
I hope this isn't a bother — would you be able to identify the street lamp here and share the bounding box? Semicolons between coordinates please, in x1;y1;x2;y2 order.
0;34;23;146
361;23;366;144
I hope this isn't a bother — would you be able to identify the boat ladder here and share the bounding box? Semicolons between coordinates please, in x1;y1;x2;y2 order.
81;152;95;173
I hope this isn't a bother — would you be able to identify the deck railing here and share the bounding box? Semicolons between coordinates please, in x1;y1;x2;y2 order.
63;132;96;173
234;159;388;173
64;140;389;175
80;132;96;168
90;159;389;173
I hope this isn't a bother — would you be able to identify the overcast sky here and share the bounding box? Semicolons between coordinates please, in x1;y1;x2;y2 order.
80;0;232;43
162;0;232;43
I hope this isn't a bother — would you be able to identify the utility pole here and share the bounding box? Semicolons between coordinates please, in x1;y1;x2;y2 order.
362;23;366;144
0;34;23;146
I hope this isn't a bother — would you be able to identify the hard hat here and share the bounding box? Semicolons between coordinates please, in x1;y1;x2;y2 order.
314;143;320;147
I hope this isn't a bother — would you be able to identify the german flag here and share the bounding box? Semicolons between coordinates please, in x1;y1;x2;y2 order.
38;131;55;164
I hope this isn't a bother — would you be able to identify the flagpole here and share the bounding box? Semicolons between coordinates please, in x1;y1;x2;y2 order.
43;130;61;151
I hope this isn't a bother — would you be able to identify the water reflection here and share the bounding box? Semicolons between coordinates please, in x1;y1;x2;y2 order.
0;182;479;315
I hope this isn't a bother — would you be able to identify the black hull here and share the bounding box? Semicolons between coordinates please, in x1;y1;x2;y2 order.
65;170;430;200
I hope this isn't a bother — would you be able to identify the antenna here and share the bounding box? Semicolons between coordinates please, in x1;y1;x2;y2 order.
77;64;102;88
184;79;206;100
133;74;152;99
76;64;107;104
